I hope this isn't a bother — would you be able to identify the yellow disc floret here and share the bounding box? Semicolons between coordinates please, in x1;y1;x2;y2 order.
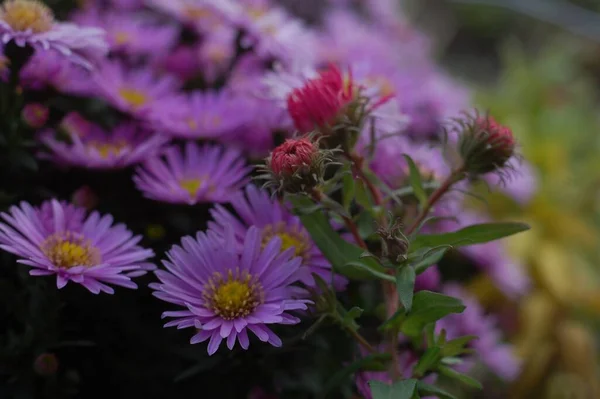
41;231;101;268
118;88;148;108
1;0;54;33
261;222;310;260
203;269;263;320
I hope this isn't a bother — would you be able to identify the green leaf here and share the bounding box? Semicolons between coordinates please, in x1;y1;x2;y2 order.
355;179;374;210
438;366;483;390
416;382;458;399
342;171;356;210
403;154;427;206
441;335;477;357
370;379;418;399
345;261;394;282
401;291;465;338
290;195;384;280
396;266;416;313
413;346;442;377
412;247;449;275
411;223;530;251
322;353;392;397
341;306;364;331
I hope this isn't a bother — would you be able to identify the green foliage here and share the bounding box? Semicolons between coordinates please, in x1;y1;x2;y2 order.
403;154;427;207
369;379;418;399
396;266;416;313
401;292;465;338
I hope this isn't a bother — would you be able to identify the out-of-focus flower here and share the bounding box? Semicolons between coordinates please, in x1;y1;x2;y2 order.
156;90;251;140
160;45;201;81
209;184;347;290
151;226;311;355
21;102;48;128
20;50;96;96
33;353;58;376
93;61;179;121
0;199;155;293
414;266;441;291
147;0;222;30
133;142;250;205
437;284;521;380
484;159;538;205
198;27;235;84
0;0;108;68
71;186;98;211
39;121;169;170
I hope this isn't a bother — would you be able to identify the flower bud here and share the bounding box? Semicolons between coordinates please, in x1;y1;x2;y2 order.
457;114;516;174
377;220;409;263
22;103;49;128
261;137;333;194
71;185;98;210
33;353;59;376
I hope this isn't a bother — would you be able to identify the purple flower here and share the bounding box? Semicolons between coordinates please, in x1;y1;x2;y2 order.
485;159;538;205
0;0;108;69
133;142;250;205
151;226;311;355
160;45;201;81
93;61;180;121
147;0;223;30
198;26;235;84
155;90;252;140
437;284;521;380
39;121;169;170
209;185;347;290
0;199;154;294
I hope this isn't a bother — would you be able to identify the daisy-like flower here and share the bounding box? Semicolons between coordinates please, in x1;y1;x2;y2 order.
151;226;310;355
39;121;169;170
93;61;179;121
0;0;108;68
156;90;252;140
133;142;250;205
0;199;155;294
147;0;222;31
209;184;347;290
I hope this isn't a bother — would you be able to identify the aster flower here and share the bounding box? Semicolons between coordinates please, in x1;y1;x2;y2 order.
155;90;252;140
93;61;180;121
39;121;169;170
0;0;108;68
133;142;250;205
151;226;311;355
0;199;154;293
209;184;347;290
147;0;222;30
485;159;538;205
198;26;235;84
436;284;521;380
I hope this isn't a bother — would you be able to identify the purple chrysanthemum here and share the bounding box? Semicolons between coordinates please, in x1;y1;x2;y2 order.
0;0;108;69
39;121;169;170
436;284;521;380
133;142;250;205
93;61;180;121
155;90;252;140
209;185;347;290
0;199;155;293
151;226;311;355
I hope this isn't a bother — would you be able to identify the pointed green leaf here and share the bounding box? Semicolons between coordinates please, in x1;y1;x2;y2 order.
411;223;530;251
438;366;483;390
396;266;416;313
412;247;449;275
413;346;442;377
403;154;427;206
441;335;478;357
355;179;374;210
370;379;418;399
342;171;356;210
342;306;364;331
402;291;465;338
416;382;458;399
345;261;395;282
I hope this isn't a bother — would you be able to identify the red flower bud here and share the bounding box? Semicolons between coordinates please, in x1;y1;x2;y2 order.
457;113;516;174
33;353;59;376
269;138;316;177
22;103;49;129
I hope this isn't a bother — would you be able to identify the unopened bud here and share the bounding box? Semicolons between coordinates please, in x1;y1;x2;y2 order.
457;113;516;174
33;353;58;376
22;103;49;128
377;220;409;263
261;137;333;194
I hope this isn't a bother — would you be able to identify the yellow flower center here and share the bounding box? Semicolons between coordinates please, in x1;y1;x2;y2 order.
113;31;129;45
41;232;101;269
87;140;129;158
366;75;395;98
262;222;310;259
1;0;54;33
118;88;148;108
203;269;263;320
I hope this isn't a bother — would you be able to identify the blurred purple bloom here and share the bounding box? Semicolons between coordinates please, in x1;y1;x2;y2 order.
151;226;311;355
415;266;441;292
134;142;250;205
198;26;236;84
0;199;154;294
0;0;108;69
437;284;521;380
160;44;201;81
485;159;538;205
39;121;169;170
147;0;222;30
209;184;347;290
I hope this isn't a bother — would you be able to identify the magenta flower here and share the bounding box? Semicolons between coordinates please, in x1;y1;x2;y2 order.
156;90;252;140
133;142;250;205
0;0;108;68
93;61;180;120
39;121;169;170
209;185;347;290
0;199;155;294
151;226;311;355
